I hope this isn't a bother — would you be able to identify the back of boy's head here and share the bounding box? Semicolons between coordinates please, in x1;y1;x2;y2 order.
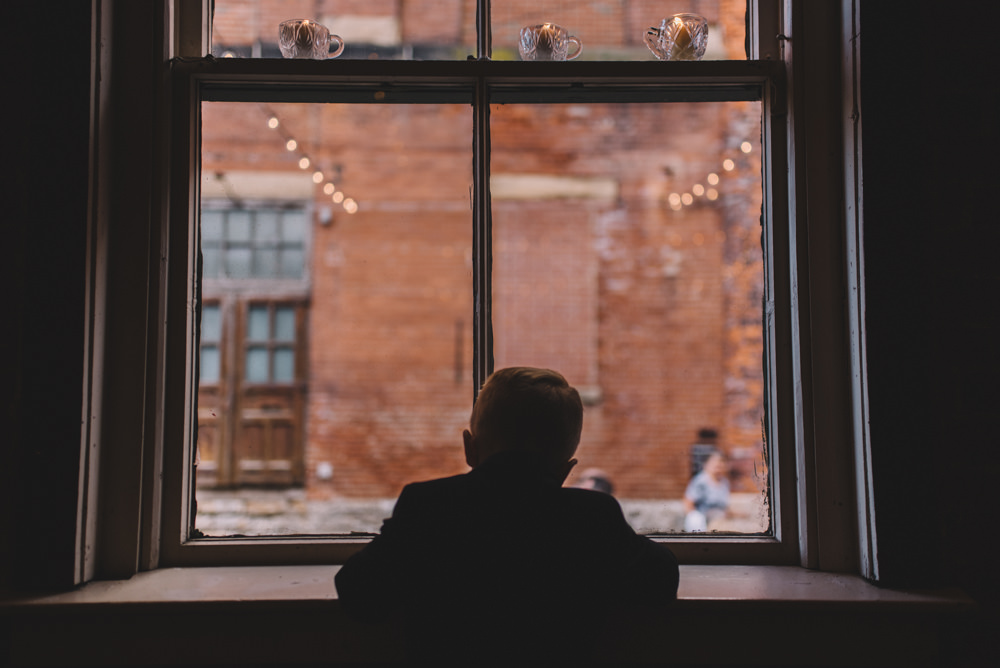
470;367;583;467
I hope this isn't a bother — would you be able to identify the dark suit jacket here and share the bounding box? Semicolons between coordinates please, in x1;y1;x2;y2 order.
335;451;679;662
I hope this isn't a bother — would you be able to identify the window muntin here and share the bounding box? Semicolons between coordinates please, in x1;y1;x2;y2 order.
161;1;795;564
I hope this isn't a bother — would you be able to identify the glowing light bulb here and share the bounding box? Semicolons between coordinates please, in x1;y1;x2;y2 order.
741;141;753;153
692;184;705;196
343;198;358;214
707;188;719;201
668;193;682;207
312;171;324;184
323;183;336;195
681;193;693;206
723;159;735;171
298;156;310;169
286;139;297;151
332;191;344;203
707;173;719;185
267;117;279;129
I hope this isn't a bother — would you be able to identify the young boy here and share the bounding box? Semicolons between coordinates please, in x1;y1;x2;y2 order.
335;367;679;661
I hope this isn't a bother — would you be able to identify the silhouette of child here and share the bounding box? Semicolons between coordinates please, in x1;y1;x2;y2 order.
335;367;679;662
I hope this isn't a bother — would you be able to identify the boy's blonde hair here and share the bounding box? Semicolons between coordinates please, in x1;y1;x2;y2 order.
470;367;583;466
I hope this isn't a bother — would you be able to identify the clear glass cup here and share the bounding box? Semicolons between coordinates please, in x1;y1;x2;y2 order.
645;14;709;61
278;19;345;59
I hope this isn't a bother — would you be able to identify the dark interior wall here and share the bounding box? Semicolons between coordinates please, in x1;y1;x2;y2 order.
861;0;1000;602
1;1;93;592
1;0;997;620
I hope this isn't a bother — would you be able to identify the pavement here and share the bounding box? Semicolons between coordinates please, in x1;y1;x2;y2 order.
195;489;769;536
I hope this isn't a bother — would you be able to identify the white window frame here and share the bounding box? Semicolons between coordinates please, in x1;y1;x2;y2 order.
79;0;874;580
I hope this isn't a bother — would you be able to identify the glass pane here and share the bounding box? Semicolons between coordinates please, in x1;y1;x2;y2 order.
211;0;475;61
247;305;270;341
202;210;224;241
227;210;253;242
245;346;269;382
278;248;305;278
200;346;221;384
202;247;221;279
273;347;295;382
275;307;295;341
196;101;473;536
202;304;222;341
492;0;745;61
224;247;253;278
255;211;280;242
282;211;307;242
492;100;767;535
253;248;279;278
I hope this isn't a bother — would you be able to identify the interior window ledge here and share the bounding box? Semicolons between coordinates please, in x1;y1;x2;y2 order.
1;564;972;613
1;566;976;666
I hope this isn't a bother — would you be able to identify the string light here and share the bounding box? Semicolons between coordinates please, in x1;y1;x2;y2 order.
665;138;755;211
259;104;360;214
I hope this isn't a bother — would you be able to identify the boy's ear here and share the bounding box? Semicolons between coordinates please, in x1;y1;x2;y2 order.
463;429;479;468
555;458;578;485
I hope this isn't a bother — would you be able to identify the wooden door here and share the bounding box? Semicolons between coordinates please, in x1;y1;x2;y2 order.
196;298;308;487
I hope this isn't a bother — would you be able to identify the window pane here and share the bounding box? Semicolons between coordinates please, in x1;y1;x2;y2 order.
202;210;224;241
195;101;473;536
492;100;767;534
255;211;280;242
273;347;295;382
227;211;253;242
202;304;222;341
278;248;305;278
253;248;279;278
282;212;307;242
200;346;221;384
211;0;475;61
247;305;270;341
274;307;295;342
224;247;253;278
492;0;744;61
245;346;269;382
202;247;221;279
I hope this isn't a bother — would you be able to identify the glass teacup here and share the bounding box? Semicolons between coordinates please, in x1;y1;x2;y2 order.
645;14;709;61
279;19;345;59
518;23;582;61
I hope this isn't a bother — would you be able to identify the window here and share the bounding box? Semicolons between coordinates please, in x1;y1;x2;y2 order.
82;1;871;575
156;0;797;566
201;206;308;280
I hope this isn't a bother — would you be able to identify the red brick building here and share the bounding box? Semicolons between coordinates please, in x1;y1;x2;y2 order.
195;0;765;507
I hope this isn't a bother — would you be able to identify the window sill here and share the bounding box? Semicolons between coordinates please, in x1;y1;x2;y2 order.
1;565;975;666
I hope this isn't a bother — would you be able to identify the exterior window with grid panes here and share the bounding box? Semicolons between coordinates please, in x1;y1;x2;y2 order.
201;207;307;280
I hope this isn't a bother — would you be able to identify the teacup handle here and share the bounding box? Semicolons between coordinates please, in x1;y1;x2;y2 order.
643;27;662;53
565;36;582;60
328;34;345;59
